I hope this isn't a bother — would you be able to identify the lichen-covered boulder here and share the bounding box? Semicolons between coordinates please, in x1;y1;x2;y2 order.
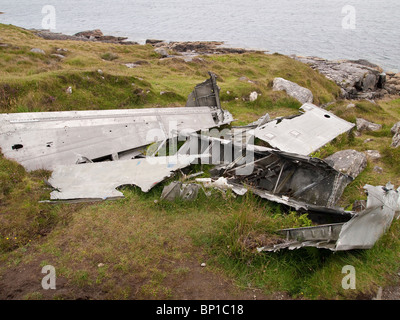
272;77;313;104
324;150;367;178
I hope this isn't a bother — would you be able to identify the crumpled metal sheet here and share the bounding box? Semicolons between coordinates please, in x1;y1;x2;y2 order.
0;72;233;171
0;106;231;171
225;149;354;214
186;71;222;109
335;183;400;250
258;183;400;252
48;155;200;201
253;103;355;156
177;131;353;219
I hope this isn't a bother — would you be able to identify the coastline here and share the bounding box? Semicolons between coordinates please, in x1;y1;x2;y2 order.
30;27;400;101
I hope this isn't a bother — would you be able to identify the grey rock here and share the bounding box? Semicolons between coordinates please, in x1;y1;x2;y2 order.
392;133;400;148
30;48;45;55
293;56;384;99
346;103;356;109
154;47;169;58
50;54;65;59
272;77;313;104
340;88;348;99
74;29;103;38
324;149;367;178
391;121;400;135
238;76;255;84
365;150;381;161
363;73;378;91
249;91;258;102
32;29;136;45
123;63;139;68
145;39;165;45
33;30;88;41
356;118;382;132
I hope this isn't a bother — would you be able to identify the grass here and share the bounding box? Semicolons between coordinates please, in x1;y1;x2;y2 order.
0;23;400;300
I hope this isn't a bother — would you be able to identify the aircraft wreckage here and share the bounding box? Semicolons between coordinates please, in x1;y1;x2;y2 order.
0;72;397;251
0;72;232;171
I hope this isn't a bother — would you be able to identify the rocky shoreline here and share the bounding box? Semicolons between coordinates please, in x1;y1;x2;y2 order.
293;56;400;100
32;28;139;45
32;28;400;100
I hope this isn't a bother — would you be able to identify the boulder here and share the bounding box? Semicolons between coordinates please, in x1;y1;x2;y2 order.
390;122;400;148
324;149;367;178
356;118;382;132
50;54;65;59
392;133;400;148
30;48;45;55
98;35;128;42
365;150;381;161
363;73;378;91
154;47;169;58
123;63;138;68
74;29;103;38
145;39;165;45
272;77;313;104
249;91;258;102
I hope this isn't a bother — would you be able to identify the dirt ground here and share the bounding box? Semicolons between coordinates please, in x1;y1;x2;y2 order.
2;252;400;300
0;254;290;300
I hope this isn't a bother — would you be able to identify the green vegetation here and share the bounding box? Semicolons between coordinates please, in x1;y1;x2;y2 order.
1;24;400;300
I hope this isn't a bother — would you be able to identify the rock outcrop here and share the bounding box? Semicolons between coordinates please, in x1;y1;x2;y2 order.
32;29;138;45
364;150;381;161
272;78;313;104
391;121;400;148
154;47;169;58
385;72;400;95
324;149;367;178
74;29;104;38
356;118;382;132
30;48;45;55
293;56;397;99
146;40;251;56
